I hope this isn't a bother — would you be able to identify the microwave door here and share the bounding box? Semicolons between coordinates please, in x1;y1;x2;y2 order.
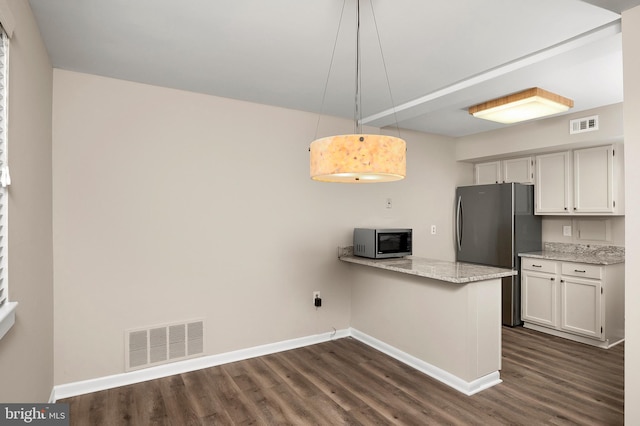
378;233;400;254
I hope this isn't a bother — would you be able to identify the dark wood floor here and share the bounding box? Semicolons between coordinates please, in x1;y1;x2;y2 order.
60;326;624;425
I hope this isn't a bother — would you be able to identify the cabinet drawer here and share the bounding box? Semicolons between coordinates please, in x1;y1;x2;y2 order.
522;258;557;274
561;262;603;280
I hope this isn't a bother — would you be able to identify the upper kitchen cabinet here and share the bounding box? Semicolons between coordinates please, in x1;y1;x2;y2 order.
535;151;571;214
474;156;534;185
574;145;617;213
534;144;624;216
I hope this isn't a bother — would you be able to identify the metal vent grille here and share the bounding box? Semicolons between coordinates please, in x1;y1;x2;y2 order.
125;319;204;371
128;330;148;369
570;115;599;134
187;321;204;355
149;327;168;364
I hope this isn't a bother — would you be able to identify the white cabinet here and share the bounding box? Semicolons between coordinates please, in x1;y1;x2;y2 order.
521;257;624;348
560;275;602;339
521;269;557;327
474;156;533;185
503;157;534;183
534;144;624;215
535;151;570;214
474;161;501;184
573;145;614;213
521;258;558;328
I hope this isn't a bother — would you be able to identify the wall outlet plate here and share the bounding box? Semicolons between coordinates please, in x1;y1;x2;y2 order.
337;246;353;257
563;225;572;237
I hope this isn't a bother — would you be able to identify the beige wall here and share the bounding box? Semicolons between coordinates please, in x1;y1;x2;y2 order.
0;0;54;402
51;70;458;385
622;5;640;425
456;103;624;162
541;216;624;246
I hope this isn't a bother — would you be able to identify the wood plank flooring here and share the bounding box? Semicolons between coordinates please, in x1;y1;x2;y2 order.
60;327;624;425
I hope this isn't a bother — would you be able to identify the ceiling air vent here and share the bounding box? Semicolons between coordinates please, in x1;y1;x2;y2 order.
570;115;599;134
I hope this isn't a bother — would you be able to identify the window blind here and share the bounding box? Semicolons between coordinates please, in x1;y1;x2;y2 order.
0;28;14;340
0;30;7;308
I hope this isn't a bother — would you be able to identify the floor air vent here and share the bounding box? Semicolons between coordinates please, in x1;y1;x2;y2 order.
125;319;204;371
570;115;599;134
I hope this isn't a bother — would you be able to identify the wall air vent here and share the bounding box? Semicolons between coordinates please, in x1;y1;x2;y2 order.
570;115;599;134
125;319;204;372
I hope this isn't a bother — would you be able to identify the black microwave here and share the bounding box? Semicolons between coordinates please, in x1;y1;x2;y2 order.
353;228;412;259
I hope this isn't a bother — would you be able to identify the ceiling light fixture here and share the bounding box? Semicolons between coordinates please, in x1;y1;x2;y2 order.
469;87;574;124
309;0;406;183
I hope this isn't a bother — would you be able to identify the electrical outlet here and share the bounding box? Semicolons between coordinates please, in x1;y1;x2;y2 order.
430;225;437;235
313;291;321;305
563;225;572;237
337;246;353;257
386;198;392;209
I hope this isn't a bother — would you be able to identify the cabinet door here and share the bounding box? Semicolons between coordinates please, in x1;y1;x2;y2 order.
560;276;603;340
521;271;557;327
573;145;614;213
503;157;533;184
535;151;570;214
474;161;501;184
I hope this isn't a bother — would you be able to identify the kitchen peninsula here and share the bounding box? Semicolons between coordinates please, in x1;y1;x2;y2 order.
340;252;516;395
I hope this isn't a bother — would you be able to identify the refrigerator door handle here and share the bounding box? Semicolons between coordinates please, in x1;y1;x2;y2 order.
456;195;463;251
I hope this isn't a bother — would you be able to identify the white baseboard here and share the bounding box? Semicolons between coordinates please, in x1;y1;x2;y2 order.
349;328;502;396
52;328;350;401
523;322;624;349
52;327;501;401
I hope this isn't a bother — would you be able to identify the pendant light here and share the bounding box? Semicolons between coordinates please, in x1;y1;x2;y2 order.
309;0;406;183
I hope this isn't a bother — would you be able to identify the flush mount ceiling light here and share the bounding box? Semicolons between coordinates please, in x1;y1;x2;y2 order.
309;0;406;183
469;87;574;124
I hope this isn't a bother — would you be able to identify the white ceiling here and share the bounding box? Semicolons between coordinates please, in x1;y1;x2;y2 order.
28;0;640;137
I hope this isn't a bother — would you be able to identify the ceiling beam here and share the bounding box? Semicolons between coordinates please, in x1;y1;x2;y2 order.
361;20;621;129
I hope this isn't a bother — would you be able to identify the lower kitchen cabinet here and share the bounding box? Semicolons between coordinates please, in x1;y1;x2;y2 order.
521;266;557;328
521;257;624;348
560;274;602;339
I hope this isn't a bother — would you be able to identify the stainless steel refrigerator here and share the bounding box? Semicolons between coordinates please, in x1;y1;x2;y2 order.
455;183;541;326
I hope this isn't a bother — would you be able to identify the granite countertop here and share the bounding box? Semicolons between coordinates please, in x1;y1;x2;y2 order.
339;255;516;284
519;243;625;265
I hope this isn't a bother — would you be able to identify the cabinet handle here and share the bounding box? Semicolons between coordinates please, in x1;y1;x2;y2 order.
550;278;555;281
564;207;568;211
532;264;542;268
560;279;565;283
574;269;586;273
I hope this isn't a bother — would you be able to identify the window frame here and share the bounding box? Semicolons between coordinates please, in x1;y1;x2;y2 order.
0;27;16;341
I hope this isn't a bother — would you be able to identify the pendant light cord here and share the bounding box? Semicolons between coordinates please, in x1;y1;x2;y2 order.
313;0;402;140
314;1;347;141
370;2;403;139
